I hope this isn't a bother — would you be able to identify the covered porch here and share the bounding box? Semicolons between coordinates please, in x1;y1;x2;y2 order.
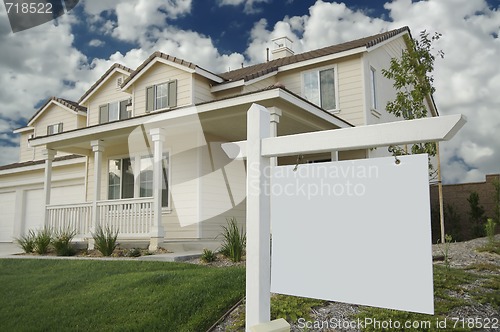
30;88;351;250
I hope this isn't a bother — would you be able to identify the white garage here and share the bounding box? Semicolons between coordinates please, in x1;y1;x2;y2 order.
0;192;16;242
23;184;85;235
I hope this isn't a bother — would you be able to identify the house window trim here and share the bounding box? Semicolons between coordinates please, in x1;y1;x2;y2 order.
106;151;171;211
370;65;378;111
99;99;130;124
301;64;340;113
47;123;63;135
145;80;177;113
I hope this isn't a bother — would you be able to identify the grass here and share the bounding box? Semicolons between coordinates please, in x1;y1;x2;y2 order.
476;241;500;255
226;294;325;331
0;259;245;331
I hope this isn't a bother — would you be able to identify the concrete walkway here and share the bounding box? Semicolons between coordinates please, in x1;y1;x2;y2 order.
0;243;201;262
0;243;23;256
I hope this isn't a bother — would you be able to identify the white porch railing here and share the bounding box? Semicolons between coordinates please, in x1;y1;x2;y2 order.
97;198;154;236
46;197;154;239
47;202;92;237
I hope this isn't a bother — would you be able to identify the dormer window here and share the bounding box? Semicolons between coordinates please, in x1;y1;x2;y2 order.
145;80;177;112
47;123;63;135
99;100;130;124
303;66;338;111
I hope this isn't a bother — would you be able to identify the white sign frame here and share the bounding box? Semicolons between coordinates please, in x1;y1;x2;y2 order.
222;104;466;331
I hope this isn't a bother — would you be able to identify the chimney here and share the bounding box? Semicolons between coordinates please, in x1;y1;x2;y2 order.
271;36;294;60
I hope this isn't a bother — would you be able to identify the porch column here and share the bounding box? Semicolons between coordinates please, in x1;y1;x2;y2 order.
89;140;104;249
42;148;56;227
149;128;166;251
268;107;282;167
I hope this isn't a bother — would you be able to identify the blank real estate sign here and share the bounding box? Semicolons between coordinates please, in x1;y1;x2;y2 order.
270;154;434;314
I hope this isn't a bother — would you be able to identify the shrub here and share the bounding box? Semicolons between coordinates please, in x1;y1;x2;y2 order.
52;228;76;256
92;225;118;256
34;227;53;254
15;230;36;253
219;217;246;262
485;218;497;245
467;191;486;238
201;248;216;263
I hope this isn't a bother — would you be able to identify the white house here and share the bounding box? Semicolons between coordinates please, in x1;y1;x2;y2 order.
0;27;437;250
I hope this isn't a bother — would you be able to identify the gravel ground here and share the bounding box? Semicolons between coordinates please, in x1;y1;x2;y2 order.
210;235;500;332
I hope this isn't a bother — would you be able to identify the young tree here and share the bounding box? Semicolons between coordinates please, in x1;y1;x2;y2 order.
383;30;445;242
382;30;444;176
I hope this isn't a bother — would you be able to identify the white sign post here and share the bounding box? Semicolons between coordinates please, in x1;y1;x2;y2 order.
222;104;466;331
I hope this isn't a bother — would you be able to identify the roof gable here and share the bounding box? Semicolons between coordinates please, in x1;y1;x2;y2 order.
27;97;87;126
121;52;224;90
78;63;133;104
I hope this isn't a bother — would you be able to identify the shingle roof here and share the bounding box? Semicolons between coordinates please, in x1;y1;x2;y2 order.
0;154;84;171
121;51;223;88
218;26;410;83
27;96;87;125
78;63;134;103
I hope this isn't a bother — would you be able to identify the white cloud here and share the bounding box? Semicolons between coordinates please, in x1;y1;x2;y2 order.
0;7;88;148
81;0;192;43
0;145;20;165
217;0;270;14
88;39;104;47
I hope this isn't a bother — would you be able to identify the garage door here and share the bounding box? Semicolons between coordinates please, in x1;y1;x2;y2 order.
24;185;85;234
0;192;16;242
24;189;44;233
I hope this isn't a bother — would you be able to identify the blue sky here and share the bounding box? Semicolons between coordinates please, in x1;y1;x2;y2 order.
0;0;499;184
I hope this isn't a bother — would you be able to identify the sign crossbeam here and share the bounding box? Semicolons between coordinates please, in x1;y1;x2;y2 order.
222;113;466;159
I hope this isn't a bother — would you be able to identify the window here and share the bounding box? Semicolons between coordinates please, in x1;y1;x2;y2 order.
370;66;377;110
139;155;169;207
99;100;130;124
108;154;169;207
303;67;337;111
146;80;177;112
108;158;134;200
47;123;63;135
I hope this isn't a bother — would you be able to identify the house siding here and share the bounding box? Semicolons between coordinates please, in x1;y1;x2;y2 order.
337;55;364;126
193;75;215;104
198;135;246;239
276;55;364;126
86;71;131;126
132;62;192;117
19;131;36;162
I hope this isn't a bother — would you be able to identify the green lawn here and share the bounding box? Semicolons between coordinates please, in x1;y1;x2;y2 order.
0;259;245;331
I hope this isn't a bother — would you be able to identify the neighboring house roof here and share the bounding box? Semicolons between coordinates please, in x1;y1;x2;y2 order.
0;154;83;172
26;96;87;127
121;51;225;90
218;26;410;83
78;63;134;104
